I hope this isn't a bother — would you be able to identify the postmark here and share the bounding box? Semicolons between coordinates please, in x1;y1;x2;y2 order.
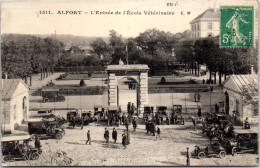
220;6;254;47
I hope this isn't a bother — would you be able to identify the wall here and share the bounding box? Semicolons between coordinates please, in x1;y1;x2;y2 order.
223;88;258;124
2;82;29;133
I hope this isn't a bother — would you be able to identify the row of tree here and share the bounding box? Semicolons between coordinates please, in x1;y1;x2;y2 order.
1;34;65;82
1;29;258;83
174;36;258;84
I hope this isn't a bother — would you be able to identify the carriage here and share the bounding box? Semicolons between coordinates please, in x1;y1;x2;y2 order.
2;135;42;162
143;106;154;123
107;105;121;126
27;118;65;140
155;106;169;125
221;127;258;155
171;105;185;125
94;105;106;121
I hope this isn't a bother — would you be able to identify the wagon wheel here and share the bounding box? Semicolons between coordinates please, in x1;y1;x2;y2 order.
219;151;226;158
76;122;81;127
43;98;49;103
30;152;40;160
55;132;63;139
231;147;237;155
182;118;185;125
2;155;11;162
198;152;206;159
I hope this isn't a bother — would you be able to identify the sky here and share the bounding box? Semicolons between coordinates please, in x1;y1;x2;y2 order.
0;0;257;37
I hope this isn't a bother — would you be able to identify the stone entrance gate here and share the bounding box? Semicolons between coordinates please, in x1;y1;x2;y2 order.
106;65;149;114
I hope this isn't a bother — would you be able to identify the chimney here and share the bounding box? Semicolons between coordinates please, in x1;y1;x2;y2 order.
213;3;217;12
251;65;255;74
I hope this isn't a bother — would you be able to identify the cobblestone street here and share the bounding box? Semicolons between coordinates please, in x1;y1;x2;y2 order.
3;122;258;166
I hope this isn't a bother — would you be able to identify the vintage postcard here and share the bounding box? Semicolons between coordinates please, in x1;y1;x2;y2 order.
1;0;259;167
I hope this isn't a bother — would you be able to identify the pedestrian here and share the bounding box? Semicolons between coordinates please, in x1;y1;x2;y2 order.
132;117;137;132
194;92;197;102
215;103;219;113
126;130;130;145
128;83;130;90
122;113;126;125
118;112;122;125
210;85;214;92
244;117;250;129
202;79;205;84
112;128;117;143
125;118;129;132
198;106;202;117
146;121;149;134
155;127;162;140
152;122;156;136
81;118;84;130
34;134;41;150
72;116;76;129
131;103;135;115
197;93;201;102
86;130;91;145
122;130;127;149
104;128;109;143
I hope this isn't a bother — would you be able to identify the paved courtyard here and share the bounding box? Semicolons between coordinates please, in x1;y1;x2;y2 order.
3;122;258;166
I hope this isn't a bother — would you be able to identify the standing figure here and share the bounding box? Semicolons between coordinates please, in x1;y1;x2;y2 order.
198;106;202;117
35;134;41;150
152;122;156;136
215;103;219;113
112;128;117;143
131;103;135;116
226;9;249;45
104;128;109;143
244;117;250;129
132;117;137;132
155;127;162;140
125;118;129;132
197;93;201;102
194;92;197;102
122;131;127;149
86;130;91;145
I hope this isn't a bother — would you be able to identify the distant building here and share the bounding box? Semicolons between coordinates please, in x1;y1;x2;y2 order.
222;73;258;125
190;8;220;38
1;79;29;134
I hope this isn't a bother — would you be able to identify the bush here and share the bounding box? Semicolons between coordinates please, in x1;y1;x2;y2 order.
161;77;166;84
79;79;85;86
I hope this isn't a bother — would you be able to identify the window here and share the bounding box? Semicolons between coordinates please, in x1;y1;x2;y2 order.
198;24;200;31
23;96;27;111
208;22;213;30
195;24;196;31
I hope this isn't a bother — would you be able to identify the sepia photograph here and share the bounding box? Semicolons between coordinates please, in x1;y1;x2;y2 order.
0;0;259;166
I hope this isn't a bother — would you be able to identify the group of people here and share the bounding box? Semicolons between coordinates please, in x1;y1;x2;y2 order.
85;128;131;149
145;121;162;140
194;92;201;102
127;102;136;116
128;82;136;90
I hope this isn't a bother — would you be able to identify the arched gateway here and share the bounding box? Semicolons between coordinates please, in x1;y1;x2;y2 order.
106;64;149;114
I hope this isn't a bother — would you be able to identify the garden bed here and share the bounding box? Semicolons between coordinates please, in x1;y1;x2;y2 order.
56;73;89;80
32;85;107;96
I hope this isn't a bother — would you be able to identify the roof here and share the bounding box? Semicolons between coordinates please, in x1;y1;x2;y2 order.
190;8;220;23
106;64;149;71
2;135;31;142
1;79;28;101
223;74;258;95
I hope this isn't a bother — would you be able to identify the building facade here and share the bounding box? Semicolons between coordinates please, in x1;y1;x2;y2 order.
190;8;220;38
1;79;29;134
222;74;258;125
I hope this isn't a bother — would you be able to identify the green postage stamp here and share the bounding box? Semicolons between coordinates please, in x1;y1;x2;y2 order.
220;6;254;47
